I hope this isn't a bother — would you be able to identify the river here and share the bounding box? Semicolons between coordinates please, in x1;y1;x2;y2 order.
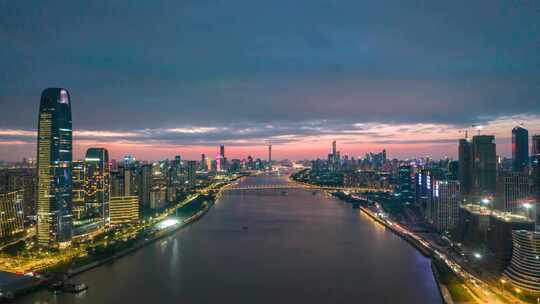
20;174;442;303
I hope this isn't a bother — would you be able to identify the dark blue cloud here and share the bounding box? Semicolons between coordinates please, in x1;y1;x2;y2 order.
0;0;539;132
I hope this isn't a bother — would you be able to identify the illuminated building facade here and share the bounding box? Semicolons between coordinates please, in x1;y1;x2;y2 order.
71;161;85;219
504;230;540;293
36;88;73;247
430;180;460;233
84;148;110;224
0;190;25;243
109;196;139;225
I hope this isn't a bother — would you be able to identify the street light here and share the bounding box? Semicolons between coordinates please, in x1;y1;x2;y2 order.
473;252;482;259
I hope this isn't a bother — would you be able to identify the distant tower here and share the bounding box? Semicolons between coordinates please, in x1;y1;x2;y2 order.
268;141;272;171
220;145;225;158
37;88;73;247
512;126;529;173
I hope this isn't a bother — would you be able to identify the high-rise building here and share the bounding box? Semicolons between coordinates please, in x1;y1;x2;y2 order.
200;154;207;171
109;196;139;226
220;145;225;158
496;171;531;213
71;161;85;219
458;138;473;199
36;88;73;247
503;230;540;293
0;168;37;217
0;190;25;244
398;165;414;204
532;135;540;227
138;164;152;208
430;180;460;232
186;160;197;187
268;142;272;171
472;135;497;198
512;126;529;173
84;148;110;224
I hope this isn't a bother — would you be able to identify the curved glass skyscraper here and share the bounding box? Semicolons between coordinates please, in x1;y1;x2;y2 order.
37;88;73;247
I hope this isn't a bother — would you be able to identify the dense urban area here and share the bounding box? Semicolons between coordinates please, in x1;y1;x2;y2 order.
0;88;539;304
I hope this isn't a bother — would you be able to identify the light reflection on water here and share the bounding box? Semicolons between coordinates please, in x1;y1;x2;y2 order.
20;174;441;304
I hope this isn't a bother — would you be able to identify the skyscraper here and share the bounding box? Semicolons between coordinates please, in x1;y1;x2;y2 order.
268;142;272;171
472;135;497;198
220;145;225;158
187;160;197;188
84;148;110;225
532;135;540;199
431;180;460;233
71;161;85;219
0;190;25;244
398;164;414;204
512;126;529;173
37;88;73;247
458;138;472;199
496;172;531;213
532;135;540;226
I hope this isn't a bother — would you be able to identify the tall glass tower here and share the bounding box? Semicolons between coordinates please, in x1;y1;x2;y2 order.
37;88;73;247
512;126;529;173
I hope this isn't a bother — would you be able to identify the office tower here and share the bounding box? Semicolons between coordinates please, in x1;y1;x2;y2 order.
415;169;433;218
138;164;152;208
123;167;137;196
110;169;124;197
200;154;207;171
150;185;167;209
459;138;473;199
503;230;540;293
71;161;85;219
0;168;36;217
109;196;139;226
398;165;414;204
472;135;497;197
431;180;460;232
220;145;225;158
512;126;529;173
0;190;25;244
84;148;110;224
268;142;272;171
496;172;531;213
187;160;196;187
36;88;73;247
532;135;540;227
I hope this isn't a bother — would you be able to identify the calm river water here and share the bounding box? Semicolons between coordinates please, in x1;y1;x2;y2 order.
21;174;441;304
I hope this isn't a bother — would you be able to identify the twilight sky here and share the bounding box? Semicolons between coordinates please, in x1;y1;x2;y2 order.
1;0;539;161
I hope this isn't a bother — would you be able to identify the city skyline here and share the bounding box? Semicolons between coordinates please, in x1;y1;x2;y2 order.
1;1;540;161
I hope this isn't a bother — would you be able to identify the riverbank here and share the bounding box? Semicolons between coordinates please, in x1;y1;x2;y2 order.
331;192;477;304
7;198;214;301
